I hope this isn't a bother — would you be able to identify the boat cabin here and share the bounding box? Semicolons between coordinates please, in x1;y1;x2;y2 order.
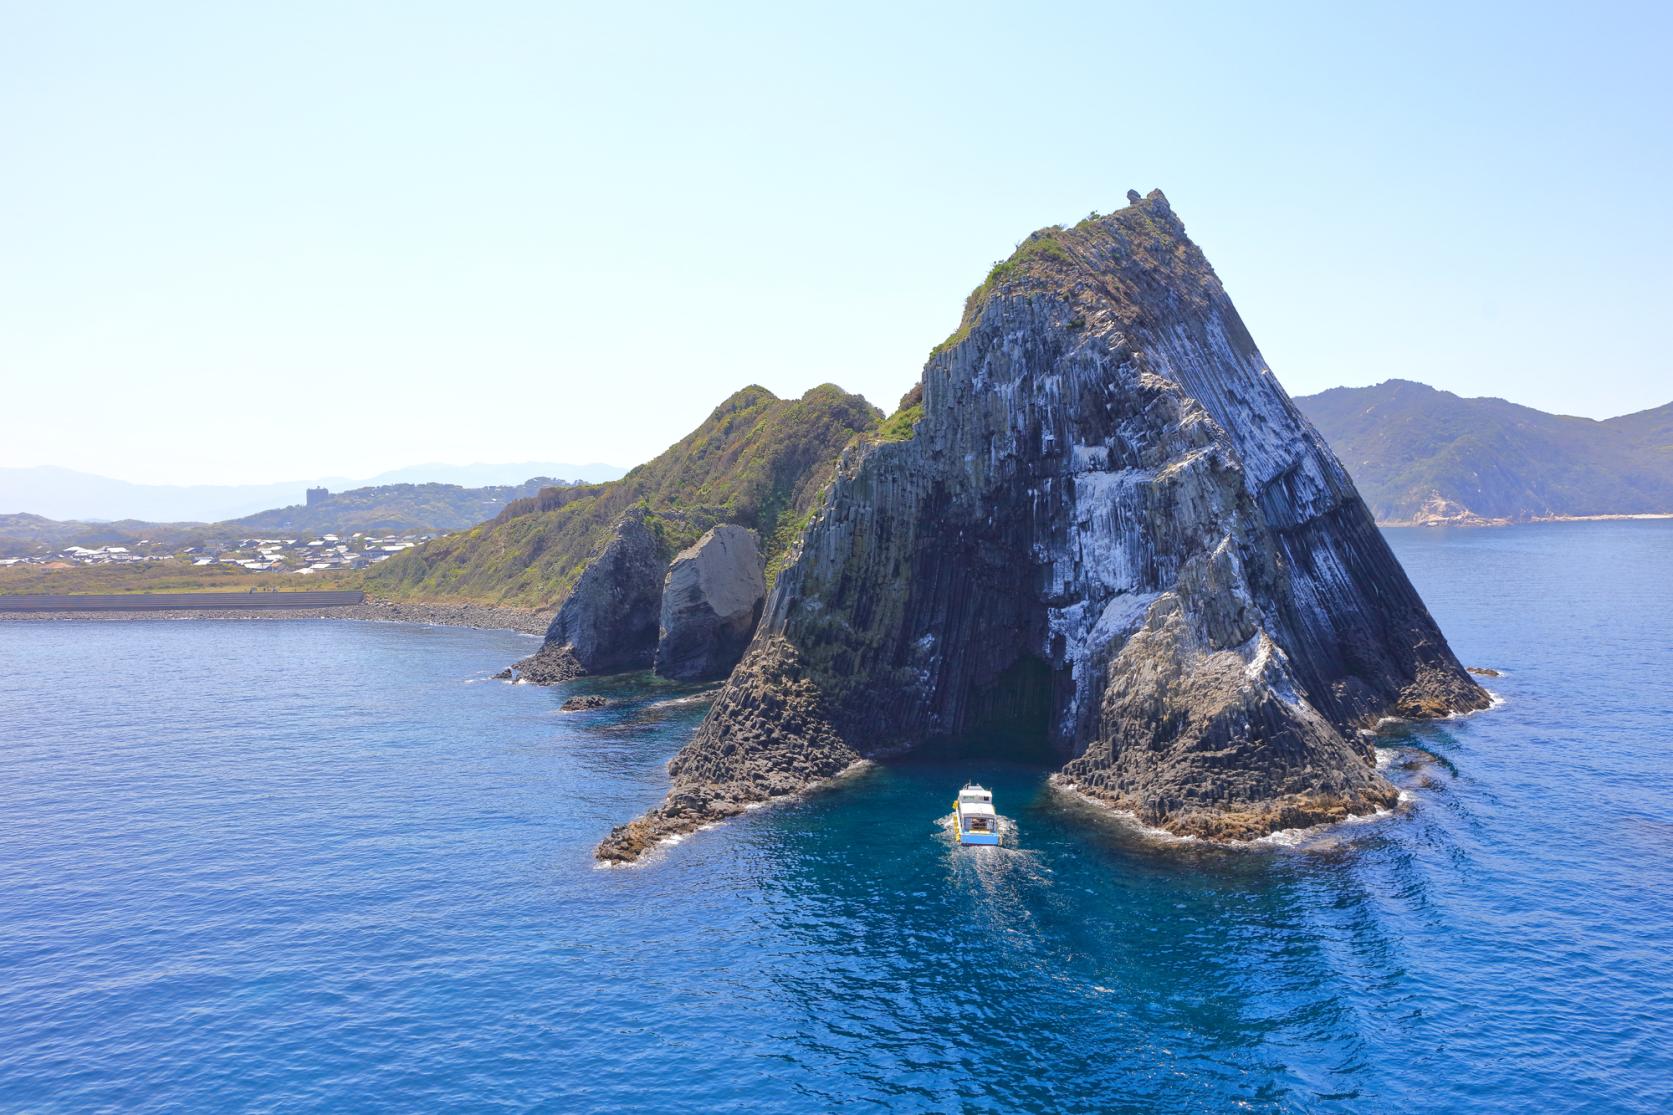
954;784;1000;844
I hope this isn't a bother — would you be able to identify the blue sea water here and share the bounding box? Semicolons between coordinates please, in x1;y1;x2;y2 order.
1;521;1670;1113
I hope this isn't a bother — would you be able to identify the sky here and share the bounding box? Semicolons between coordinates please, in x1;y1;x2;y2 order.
1;0;1668;485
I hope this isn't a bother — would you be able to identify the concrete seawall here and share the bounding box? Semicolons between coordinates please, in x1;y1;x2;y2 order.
0;591;366;612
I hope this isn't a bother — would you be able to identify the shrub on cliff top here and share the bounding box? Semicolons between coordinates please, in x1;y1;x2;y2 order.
932;228;1072;356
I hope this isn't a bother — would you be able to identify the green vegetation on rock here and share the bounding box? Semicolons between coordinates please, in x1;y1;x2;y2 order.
926;193;1190;360
366;385;882;608
932;229;1075;357
877;404;923;443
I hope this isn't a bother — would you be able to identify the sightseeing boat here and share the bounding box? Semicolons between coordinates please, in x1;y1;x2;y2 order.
951;784;1000;846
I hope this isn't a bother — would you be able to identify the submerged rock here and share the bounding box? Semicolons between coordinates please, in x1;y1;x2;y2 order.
655;525;767;682
561;694;610;712
599;190;1488;861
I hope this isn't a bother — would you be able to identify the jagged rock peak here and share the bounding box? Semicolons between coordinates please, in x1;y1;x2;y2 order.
598;191;1487;863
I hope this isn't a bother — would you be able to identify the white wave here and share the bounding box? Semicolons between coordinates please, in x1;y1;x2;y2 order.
1057;776;1408;853
644;691;721;710
1442;689;1505;718
1050;781;1201;844
1253;827;1308;848
1253;801;1398;848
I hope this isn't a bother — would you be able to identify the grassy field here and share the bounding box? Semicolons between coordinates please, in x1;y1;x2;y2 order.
0;563;365;596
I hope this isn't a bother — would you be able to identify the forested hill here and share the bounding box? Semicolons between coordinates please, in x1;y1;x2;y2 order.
227;478;562;535
1295;380;1673;525
365;384;885;609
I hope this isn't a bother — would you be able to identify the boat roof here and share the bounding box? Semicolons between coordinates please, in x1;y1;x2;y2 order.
961;802;996;816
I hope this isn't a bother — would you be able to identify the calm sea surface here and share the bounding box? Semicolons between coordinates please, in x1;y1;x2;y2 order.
1;521;1670;1113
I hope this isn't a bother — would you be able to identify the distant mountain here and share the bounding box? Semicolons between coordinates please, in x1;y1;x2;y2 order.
226;479;562;536
353;462;628;489
0;513;208;555
1294;380;1673;524
0;462;627;522
0;478;578;557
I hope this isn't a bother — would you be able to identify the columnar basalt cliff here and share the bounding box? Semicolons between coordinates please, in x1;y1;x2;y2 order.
598;190;1488;862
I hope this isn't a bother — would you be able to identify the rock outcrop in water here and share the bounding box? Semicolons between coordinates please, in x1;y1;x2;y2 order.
507;519;772;685
511;508;666;680
598;190;1488;861
655;526;767;682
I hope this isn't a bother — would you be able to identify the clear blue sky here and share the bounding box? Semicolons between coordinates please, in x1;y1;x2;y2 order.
2;1;1667;484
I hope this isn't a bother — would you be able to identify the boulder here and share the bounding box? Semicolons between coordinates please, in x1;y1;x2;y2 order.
654;526;766;681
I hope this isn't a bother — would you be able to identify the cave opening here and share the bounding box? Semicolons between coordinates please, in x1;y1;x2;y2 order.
914;654;1066;765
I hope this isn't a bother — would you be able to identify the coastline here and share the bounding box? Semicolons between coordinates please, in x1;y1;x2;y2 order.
595;759;876;866
1379;512;1673;528
0;597;550;635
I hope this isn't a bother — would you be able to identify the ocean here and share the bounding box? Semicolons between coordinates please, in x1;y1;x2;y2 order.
1;521;1669;1112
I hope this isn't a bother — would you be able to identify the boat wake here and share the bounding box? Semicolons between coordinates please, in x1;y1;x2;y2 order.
934;812;1021;849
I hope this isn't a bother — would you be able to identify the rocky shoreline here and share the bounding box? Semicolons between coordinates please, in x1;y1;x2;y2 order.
0;597;549;635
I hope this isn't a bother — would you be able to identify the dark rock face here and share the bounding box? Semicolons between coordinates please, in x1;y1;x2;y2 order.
532;508;667;677
507;642;585;685
599;191;1488;860
654;526;766;682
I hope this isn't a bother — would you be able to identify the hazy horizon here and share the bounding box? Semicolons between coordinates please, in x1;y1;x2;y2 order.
0;461;631;523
